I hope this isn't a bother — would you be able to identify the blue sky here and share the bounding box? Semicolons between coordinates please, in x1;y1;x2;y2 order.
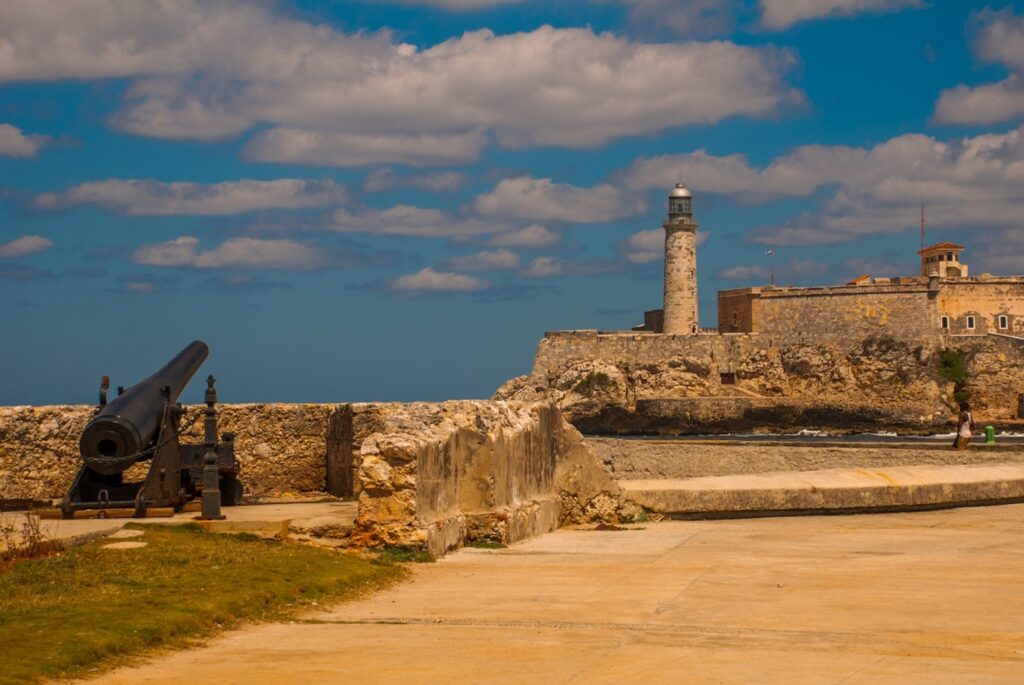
2;0;1024;405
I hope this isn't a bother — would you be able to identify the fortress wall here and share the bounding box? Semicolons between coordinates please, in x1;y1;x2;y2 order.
0;400;627;556
0;403;340;502
937;280;1024;335
755;285;937;345
513;330;968;432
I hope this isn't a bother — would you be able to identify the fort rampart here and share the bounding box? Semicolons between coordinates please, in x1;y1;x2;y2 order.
498;329;1024;433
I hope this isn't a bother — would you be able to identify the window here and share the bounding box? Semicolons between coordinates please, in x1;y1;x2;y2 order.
1000;315;1009;330
966;316;976;330
941;316;949;330
720;373;736;385
947;252;954;260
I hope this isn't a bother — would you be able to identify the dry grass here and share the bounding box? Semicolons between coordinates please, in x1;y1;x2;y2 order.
0;523;405;685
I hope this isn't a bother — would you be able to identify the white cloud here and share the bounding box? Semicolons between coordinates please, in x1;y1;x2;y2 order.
490;224;560;248
333;205;502;238
366;0;525;8
0;123;49;158
0;4;801;162
35;179;347;215
623;227;708;263
391;267;487;291
0;235;54;258
627;124;1024;245
622;0;742;38
442;249;519;271
133;236;326;270
363;168;468;193
719;265;770;280
934;9;1024;126
759;0;922;30
719;259;827;282
475;176;645;223
520;256;616;278
244;129;486;167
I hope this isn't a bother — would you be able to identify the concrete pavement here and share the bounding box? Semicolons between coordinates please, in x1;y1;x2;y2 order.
619;463;1024;517
79;503;1024;684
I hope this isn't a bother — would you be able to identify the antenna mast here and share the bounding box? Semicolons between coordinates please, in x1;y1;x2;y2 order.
920;201;925;252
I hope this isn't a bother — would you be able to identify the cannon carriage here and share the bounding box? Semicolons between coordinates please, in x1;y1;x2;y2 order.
62;341;242;518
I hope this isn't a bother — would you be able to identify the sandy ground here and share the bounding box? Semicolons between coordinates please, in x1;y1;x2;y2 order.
77;504;1024;684
588;437;1024;480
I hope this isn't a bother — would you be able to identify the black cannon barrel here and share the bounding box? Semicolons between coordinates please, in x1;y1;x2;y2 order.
79;341;209;475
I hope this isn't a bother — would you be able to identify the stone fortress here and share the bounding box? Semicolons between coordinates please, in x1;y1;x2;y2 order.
497;184;1024;434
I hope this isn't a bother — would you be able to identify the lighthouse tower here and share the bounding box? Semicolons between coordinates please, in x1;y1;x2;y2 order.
663;182;699;335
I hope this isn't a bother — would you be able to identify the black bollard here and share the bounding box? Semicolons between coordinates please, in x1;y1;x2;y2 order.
199;375;225;520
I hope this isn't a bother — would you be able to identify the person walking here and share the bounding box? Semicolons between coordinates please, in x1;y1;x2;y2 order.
955;403;975;450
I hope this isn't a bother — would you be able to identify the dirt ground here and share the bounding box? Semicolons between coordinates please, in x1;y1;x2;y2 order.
587;437;1024;480
74;504;1024;684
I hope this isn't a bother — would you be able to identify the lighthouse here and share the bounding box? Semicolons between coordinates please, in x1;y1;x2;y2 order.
662;182;699;335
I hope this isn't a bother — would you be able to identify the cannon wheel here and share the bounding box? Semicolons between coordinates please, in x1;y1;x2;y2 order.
222;477;244;506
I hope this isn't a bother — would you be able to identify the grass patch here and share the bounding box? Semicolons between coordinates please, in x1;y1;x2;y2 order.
464;540;507;549
0;524;405;685
938;349;971;405
374;546;435;564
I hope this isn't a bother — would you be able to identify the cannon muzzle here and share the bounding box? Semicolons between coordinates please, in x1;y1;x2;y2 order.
79;341;208;475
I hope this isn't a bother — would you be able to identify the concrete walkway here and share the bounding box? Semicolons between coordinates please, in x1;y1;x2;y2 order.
620;463;1024;516
0;501;356;549
81;504;1024;684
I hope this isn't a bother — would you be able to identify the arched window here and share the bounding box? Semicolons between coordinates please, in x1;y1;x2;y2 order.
966;316;976;330
999;315;1009;330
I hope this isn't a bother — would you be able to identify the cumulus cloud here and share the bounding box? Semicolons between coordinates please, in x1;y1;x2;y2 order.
133;236;326;270
719;264;770;280
475;177;645;223
390;267;487;291
490;224;560;248
363;168;468;193
0;235;54;258
626;124;1024;245
0;123;50;158
520;256;616;278
36;179;347;215
0;3;801;163
622;228;708;263
718;259;827;283
365;0;525;8
934;9;1024;126
332;205;502;238
442;249;519;271
622;0;743;38
244;129;486;167
759;0;922;30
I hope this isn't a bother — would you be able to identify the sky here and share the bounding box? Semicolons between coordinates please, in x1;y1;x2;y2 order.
3;0;1024;405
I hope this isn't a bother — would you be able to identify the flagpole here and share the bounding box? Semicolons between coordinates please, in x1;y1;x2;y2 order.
766;249;776;287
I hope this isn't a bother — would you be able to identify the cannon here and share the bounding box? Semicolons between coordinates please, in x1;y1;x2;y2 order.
62;341;242;517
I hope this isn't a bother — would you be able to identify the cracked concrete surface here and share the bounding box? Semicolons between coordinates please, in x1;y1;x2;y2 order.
78;504;1024;684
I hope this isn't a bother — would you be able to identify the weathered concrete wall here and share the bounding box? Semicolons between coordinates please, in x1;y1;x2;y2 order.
346;401;633;557
0;404;340;501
